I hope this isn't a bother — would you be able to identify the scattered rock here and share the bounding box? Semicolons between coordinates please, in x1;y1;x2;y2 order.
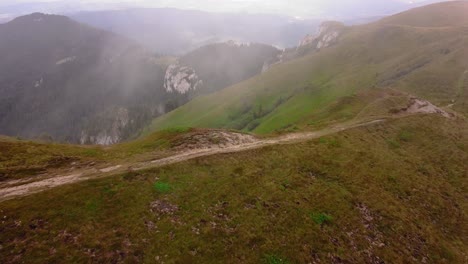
356;203;386;263
191;227;200;235
144;220;156;231
58;230;80;245
150;200;179;215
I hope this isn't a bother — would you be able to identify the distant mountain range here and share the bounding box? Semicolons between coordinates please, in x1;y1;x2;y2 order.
71;9;320;54
0;1;451;53
0;1;451;21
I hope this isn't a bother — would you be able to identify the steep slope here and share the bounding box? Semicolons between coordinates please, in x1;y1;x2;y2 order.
0;13;285;144
0;13;171;144
149;1;468;134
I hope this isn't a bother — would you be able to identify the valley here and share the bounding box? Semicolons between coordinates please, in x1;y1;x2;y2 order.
0;13;281;145
0;1;467;263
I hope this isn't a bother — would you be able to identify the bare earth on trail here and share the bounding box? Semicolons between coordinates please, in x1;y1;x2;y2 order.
1;93;458;202
0;119;385;202
1;93;456;202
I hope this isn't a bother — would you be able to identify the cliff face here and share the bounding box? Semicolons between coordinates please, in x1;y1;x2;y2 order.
164;64;203;94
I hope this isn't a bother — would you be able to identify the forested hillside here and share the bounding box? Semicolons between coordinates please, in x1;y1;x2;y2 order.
0;14;281;144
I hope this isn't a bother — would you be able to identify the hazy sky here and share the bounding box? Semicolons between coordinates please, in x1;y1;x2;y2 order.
0;0;450;18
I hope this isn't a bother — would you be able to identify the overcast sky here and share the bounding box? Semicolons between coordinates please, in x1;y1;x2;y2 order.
0;0;450;18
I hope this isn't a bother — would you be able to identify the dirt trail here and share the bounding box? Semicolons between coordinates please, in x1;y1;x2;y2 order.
0;119;384;202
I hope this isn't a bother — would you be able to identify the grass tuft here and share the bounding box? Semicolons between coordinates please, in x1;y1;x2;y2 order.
154;182;171;193
310;212;333;225
265;254;290;264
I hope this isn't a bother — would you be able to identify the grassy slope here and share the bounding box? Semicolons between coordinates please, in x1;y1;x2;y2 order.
0;137;104;181
0;128;192;181
378;1;468;27
1;3;467;263
0;115;466;263
147;2;468;135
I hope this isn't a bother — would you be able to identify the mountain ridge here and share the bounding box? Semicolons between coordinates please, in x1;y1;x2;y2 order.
148;1;468;134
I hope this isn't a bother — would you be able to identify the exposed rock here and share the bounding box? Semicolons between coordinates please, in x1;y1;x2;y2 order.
297;21;345;50
356;203;386;263
55;56;76;65
144;220;156;231
150;200;179;216
399;98;453;118
171;130;257;151
298;34;316;48
164;63;203;94
273;21;345;66
34;77;43;88
317;31;340;49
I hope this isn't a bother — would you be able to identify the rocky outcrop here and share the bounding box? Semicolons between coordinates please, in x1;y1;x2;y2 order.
171;130;257;151
298;21;345;50
400;98;453;118
164;63;203;94
272;21;346;66
297;34;316;48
